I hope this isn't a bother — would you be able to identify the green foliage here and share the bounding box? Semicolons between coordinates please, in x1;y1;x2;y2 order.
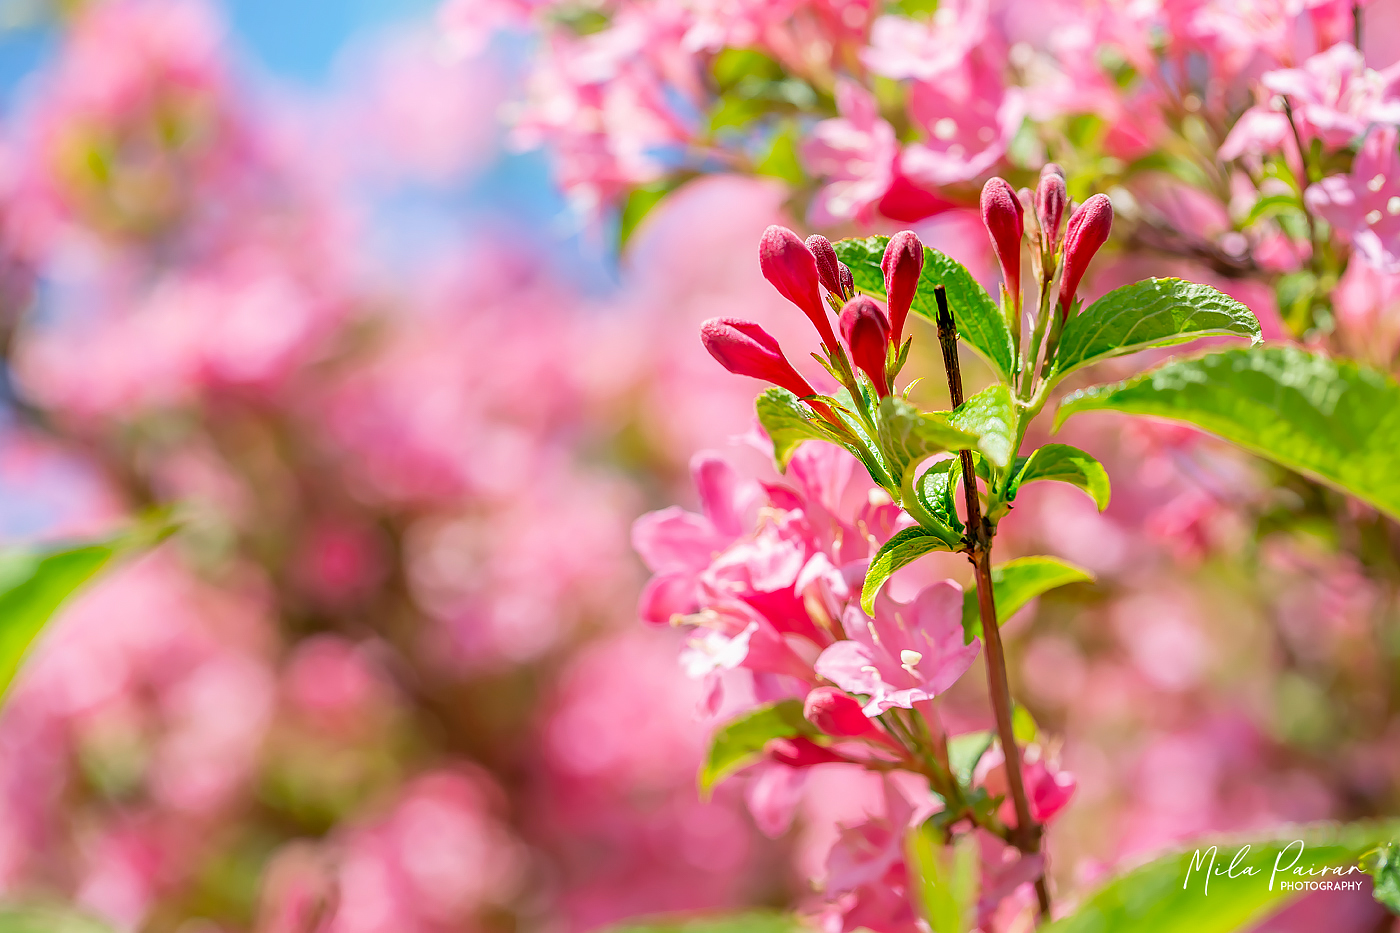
860;526;958;614
916;459;964;534
876;395;980;485
948;384;1015;469
699;699;817;794
1045;821;1399;933
946;731;994;785
1361;843;1400;915
755;387;847;471
0;538;137;703
1052;278;1261;380
618;178;685;250
0;906;116;933
605;912;809;933
1055;346;1400;521
906;821;979;933
834;237;1015;383
961;557;1095;641
1013;444;1111;511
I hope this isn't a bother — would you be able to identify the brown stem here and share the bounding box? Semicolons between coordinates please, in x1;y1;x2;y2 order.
934;286;1051;921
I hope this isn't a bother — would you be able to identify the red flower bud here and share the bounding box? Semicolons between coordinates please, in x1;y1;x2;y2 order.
980;177;1024;307
1035;164;1068;256
839;296;891;397
761;225;839;351
768;736;846;768
700;317;815;399
804;686;879;738
1058;194;1114;317
880;230;923;345
838;263;854;299
806;234;845;298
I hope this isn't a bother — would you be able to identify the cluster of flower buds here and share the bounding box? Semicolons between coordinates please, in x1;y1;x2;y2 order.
699;225;925;410
979;170;1114;383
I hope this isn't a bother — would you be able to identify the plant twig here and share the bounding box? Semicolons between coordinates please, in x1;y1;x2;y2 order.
934;285;1052;921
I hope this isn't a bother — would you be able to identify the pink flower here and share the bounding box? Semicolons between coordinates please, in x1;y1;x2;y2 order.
1059;193;1114;315
980;177;1024;305
974;744;1077;828
900;56;1024;187
1305;125;1400;273
802;79;897;226
761;224;841;351
838;296;890;397
881;231;923;346
862;0;989;84
814;582;980;716
1260;42;1400;149
700;317;819;399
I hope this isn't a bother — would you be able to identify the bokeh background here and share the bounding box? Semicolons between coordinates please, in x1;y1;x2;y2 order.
1;0;1400;931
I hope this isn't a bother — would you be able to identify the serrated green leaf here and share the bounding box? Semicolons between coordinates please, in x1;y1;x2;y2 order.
699;699;817;794
1361;843;1400;914
946;730;993;785
962;556;1095;641
755;387;845;472
949;384;1015;470
1045;821;1399;933
834;237;1015;383
916;459;964;534
1053;278;1261;379
604;912;809;933
0;906;118;933
877;396;980;484
861;527;957;615
906;820;979;933
1054;346;1400;521
1014;444;1111;511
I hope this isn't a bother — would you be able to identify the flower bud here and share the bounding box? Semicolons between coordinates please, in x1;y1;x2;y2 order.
806;234;845;298
839;263;854;300
880;231;923;345
700;317;815;399
980;177;1024;308
804;686;878;737
768;736;846;768
761;225;839;351
1035;164;1068;256
838;296;891;397
1058;194;1114;317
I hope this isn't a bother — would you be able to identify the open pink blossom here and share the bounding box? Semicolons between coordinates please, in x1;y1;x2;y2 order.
862;0;989;83
1305;125;1400;273
900;56;1024;186
1261;42;1400;148
814;582;980;716
802;79;896;226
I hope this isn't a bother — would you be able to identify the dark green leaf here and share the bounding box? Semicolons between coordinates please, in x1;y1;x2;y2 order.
700;700;817;794
604;912;808;933
1045;821;1399;933
949;384;1015;470
962;556;1095;641
1054;346;1400;521
1361;843;1400;914
834;237;1015;383
861;527;957;615
1014;444;1111;511
916;459;964;535
1053;278;1261;379
877;396;980;485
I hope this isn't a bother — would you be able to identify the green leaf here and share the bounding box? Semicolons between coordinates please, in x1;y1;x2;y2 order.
1054;346;1400;521
1053;278;1261;379
961;556;1095;641
906;820;979;933
1012;703;1039;745
618;178;685;250
834;237;1015;383
1014;444;1111;511
699;700;817;794
755;387;845;472
877;396;980;485
946;731;993;786
1361;843;1400;914
916;459;964;535
0;906;117;933
861;527;957;615
0;540;125;703
1045;821;1399;933
603;912;808;933
949;384;1015;470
